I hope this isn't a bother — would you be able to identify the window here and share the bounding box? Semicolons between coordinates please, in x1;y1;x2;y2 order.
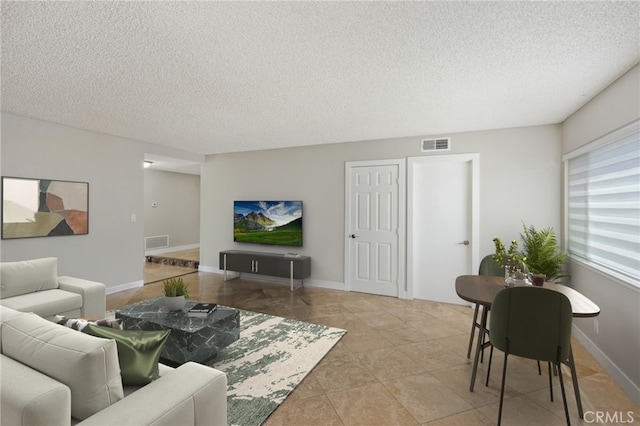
564;120;640;286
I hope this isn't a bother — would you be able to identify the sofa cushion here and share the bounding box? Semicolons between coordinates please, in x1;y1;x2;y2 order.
0;354;71;426
0;257;58;299
1;311;124;420
86;324;171;386
0;288;82;318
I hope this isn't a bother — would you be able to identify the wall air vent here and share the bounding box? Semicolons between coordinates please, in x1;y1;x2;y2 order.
421;138;451;152
145;235;169;250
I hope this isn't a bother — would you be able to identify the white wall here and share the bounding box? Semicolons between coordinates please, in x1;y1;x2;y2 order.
144;169;200;249
200;124;562;286
1;113;204;290
561;64;640;404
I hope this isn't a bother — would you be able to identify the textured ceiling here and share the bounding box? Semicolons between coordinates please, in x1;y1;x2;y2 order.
2;1;639;156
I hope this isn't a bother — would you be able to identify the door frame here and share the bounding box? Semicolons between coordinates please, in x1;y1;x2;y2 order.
344;159;407;298
406;153;480;300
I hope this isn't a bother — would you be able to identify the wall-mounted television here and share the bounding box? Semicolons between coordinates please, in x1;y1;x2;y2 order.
234;201;302;247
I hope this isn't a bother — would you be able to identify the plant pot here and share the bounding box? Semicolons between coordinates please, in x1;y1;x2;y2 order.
531;273;546;287
164;295;186;311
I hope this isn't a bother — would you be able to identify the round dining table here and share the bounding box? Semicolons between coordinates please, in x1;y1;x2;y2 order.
455;274;600;419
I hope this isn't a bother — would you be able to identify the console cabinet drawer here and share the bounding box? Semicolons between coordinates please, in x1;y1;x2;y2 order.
274;258;310;279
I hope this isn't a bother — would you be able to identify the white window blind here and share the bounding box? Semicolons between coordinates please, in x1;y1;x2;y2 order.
565;121;640;285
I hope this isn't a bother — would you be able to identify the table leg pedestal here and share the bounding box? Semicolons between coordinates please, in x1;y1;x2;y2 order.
567;344;584;419
470;307;489;392
467;304;480;359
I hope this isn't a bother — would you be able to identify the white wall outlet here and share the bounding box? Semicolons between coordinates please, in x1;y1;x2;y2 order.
594;319;599;334
130;213;136;223
152;202;158;208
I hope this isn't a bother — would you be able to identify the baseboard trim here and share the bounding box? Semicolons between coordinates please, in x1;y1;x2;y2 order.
105;280;143;295
572;324;640;406
199;265;345;291
199;265;224;274
304;279;345;291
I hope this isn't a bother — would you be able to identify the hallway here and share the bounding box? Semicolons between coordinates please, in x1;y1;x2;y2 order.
143;248;199;284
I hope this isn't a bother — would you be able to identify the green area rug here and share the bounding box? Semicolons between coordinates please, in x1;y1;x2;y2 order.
210;309;346;426
106;306;346;425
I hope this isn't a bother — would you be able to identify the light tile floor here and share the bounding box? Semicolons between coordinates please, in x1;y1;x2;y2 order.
108;261;639;425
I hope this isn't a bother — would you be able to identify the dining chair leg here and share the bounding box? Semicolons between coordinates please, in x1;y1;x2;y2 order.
478;307;489;363
548;362;554;402
556;361;571;426
485;344;494;387
497;349;509;426
467;304;480;358
537;360;542;375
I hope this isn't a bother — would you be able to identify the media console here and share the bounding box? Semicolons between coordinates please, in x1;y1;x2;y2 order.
219;250;311;291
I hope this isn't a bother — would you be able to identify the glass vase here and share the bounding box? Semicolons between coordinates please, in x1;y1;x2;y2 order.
505;268;531;287
505;268;516;287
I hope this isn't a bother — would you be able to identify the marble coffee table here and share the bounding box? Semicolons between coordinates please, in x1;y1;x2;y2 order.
115;297;240;366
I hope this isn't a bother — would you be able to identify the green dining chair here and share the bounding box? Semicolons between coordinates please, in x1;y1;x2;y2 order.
479;254;505;277
466;255;504;358
488;286;573;426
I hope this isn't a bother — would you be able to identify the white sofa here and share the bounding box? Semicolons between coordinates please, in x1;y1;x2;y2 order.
0;258;105;319
0;305;228;426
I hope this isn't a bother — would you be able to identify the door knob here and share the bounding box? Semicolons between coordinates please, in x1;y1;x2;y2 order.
349;234;358;239
458;240;470;245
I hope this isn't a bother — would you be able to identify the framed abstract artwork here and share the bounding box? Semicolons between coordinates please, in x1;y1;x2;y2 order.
2;177;89;239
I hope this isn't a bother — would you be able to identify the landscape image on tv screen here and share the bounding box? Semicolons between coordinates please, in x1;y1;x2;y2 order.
234;201;302;246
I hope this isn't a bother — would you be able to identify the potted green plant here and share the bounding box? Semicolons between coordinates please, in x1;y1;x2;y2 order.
492;237;527;286
163;277;189;311
520;223;568;284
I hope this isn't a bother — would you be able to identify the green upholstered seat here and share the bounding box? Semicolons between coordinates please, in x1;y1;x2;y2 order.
489;286;573;425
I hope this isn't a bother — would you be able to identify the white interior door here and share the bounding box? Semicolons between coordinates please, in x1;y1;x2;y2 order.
408;154;479;304
345;160;405;297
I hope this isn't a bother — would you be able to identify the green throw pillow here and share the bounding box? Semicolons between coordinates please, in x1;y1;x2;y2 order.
86;324;170;386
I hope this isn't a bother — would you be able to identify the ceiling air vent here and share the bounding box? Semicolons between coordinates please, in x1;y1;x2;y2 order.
421;138;451;152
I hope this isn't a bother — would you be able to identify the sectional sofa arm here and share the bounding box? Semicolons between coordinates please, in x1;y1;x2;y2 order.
57;276;106;319
76;362;227;426
0;354;72;426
